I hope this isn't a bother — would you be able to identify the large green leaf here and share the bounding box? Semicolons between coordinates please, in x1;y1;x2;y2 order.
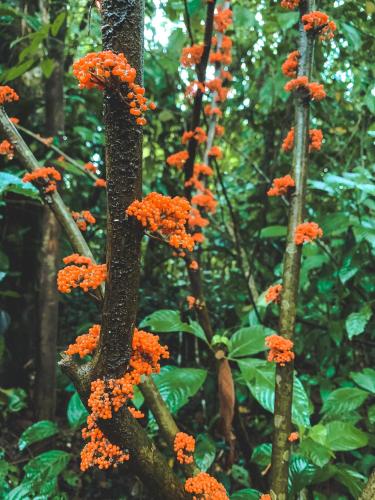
321;387;369;416
152;365;207;413
230;488;261;499
325;421;368;451
259;225;287;238
350;368;375;393
345;304;372;339
0;172;40;200
299;438;332;468
288;455;317;495
140;309;207;343
335;464;366;498
228;325;274;358
194;433;216;472
67;392;88;427
10;450;71;498
242;362;310;427
250;443;272;466
18;421;58;451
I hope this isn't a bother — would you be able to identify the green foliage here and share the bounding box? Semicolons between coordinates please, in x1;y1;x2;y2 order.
152;365;207;414
228;325;274;358
140;309;208;343
18;420;58;451
66;392;88;427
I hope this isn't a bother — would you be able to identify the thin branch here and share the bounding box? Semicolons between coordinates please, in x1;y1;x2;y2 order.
16;123;99;181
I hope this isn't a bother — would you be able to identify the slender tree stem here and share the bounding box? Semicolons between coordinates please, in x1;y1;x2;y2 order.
270;1;315;498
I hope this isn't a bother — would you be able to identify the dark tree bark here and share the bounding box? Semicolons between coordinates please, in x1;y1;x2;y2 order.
93;0;144;379
34;0;67;420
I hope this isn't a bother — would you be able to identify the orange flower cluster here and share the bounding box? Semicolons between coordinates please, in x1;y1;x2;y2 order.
214;6;233;33
281;127;323;153
309;128;323;152
267;175;295;197
182;127;208;144
167;150;189;169
22;167;61;193
204;104;222;117
10;117;19;124
95;178;107;188
284;76;326;101
281;0;299;9
260;495;272;500
72;210;96;231
0;85;19;105
81;415;129;471
0;140;14;160
174;432;195;464
206;78;229;102
294;221;323;245
208;146;222;159
185;80;206;99
126;192;195;251
57;254;107;293
181;44;204;67
189;260;199;270
192;188;217;214
187;296;196;309
185;472;228;500
188;208;209;229
282;51;300;78
302;11;336;40
265;284;283;304
288;432;299;442
192;232;205;244
215;125;225;136
81;329;169;470
84;162;97;173
65;324;101;358
266;334;295;366
73;51;155;125
185;163;214;192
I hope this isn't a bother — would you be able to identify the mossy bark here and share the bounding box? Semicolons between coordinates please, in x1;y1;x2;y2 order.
270;1;316;498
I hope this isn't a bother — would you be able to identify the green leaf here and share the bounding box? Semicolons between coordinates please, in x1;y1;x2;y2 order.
140;310;207;342
300;438;332;468
242;363;311;427
228;325;274;358
288;455;317;494
152;365;207;413
259;225;287;238
325;421;368;451
335;464;366;498
41;58;55;78
230;489;261;500
250;443;272;467
345;304;372;339
368;404;375;424
340;22;362;51
4;60;34;82
67;392;88;427
321;387;369;416
276;12;299;31
0;387;27;412
6;482;33;500
50;11;66;36
0;172;40;200
350;368;375;393
22;450;70;496
18;421;58;451
194;434;216;472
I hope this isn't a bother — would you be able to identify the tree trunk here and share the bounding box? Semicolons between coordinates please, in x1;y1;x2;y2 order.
270;1;316;497
34;0;66;420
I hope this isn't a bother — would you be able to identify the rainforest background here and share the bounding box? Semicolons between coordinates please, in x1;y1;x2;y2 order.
0;0;374;498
